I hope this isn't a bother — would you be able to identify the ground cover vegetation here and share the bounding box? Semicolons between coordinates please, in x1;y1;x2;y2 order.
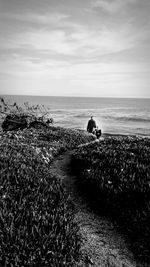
71;137;150;265
0;115;94;266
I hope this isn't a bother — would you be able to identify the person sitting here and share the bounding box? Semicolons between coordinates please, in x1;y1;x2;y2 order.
46;118;53;125
87;116;96;133
95;126;101;139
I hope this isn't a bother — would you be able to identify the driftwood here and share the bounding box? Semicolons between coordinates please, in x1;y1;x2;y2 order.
29;120;49;129
1;113;53;131
2;114;28;131
0;97;54;131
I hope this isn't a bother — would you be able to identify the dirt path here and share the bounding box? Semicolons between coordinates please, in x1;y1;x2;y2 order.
50;150;137;267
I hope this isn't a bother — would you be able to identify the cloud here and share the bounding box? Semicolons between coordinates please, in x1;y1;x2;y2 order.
0;1;148;61
0;48;150;97
0;0;150;97
2;58;150;97
0;23;136;59
92;0;137;13
0;12;70;25
1;50;149;78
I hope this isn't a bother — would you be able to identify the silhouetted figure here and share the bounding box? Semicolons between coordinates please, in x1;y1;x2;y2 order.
87;116;96;133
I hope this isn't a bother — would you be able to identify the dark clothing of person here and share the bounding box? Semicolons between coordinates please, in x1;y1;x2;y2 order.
87;119;96;133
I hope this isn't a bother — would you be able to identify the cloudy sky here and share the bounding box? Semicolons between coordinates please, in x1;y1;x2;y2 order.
0;0;150;98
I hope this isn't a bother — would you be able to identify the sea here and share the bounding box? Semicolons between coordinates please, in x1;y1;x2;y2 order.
1;95;150;137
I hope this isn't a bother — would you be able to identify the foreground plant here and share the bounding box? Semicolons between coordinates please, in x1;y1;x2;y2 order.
0;130;81;266
71;136;150;264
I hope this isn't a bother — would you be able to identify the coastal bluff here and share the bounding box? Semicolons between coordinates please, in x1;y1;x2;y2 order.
0;117;149;266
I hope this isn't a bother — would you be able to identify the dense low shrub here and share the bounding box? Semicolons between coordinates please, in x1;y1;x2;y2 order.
71;136;150;264
0;126;95;165
38;126;95;150
0;126;92;266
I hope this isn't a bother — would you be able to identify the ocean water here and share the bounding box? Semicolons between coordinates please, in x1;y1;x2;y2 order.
2;95;150;137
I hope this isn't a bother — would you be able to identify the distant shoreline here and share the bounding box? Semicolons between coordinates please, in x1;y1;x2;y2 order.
1;94;150;100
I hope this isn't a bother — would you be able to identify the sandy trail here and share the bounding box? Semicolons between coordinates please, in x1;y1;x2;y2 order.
50;150;137;267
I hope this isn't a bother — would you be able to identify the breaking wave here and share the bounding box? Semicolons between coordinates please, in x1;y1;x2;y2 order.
103;115;150;123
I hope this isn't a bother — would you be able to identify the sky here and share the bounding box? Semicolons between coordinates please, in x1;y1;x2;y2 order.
0;0;150;98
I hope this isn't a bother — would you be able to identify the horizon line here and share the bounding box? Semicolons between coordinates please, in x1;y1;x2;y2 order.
1;93;150;100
